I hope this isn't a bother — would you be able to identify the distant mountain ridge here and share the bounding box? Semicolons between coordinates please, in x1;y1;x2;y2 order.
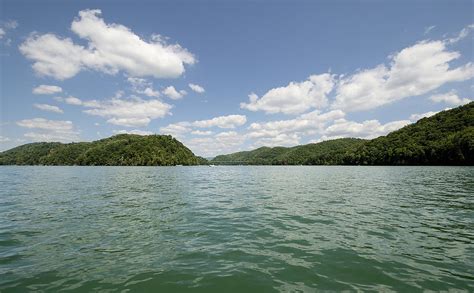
0;134;207;166
212;102;474;165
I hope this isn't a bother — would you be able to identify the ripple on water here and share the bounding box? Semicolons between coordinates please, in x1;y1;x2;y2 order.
0;166;473;292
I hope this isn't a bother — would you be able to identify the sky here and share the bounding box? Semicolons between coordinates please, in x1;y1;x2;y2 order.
0;0;473;156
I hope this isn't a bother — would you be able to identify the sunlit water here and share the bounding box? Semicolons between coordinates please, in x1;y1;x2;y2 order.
0;166;473;292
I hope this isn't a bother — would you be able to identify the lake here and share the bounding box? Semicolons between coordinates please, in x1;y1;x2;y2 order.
0;166;473;292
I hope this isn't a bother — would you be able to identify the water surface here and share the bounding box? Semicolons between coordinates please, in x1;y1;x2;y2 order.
1;166;473;292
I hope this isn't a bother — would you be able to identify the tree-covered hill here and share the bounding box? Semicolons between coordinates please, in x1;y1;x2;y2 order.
2;103;472;166
0;134;208;166
212;102;474;165
343;102;473;165
211;138;366;165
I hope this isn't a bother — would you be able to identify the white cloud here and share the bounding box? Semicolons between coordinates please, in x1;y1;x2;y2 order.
159;122;191;138
191;130;213;136
127;77;160;97
20;34;86;80
34;103;64;113
23;132;79;142
424;25;436;35
32;85;62;95
112;129;154;135
163;86;187;99
17;118;73;131
192;114;247;129
0;136;11;142
324;119;411;139
4;20;18;30
332;40;474;112
159;114;247;138
16;118;80;142
64;96;83;105
409;110;440;121
189;83;205;93
142;87;160;97
252;133;301;148
241;73;335;114
83;96;172;127
0;20;18;41
244;109;408;148
429;90;471;106
185;131;246;157
447;24;474;44
20;9;195;80
247;110;345;142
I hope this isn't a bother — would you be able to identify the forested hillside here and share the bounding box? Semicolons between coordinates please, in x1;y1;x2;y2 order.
344;102;473;165
2;103;472;166
0;134;207;166
212;138;365;165
212;102;474;165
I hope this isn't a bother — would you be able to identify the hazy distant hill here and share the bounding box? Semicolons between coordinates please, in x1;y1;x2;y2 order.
212;102;474;165
0;134;207;166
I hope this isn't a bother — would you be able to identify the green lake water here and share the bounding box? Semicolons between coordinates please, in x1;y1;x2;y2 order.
0;166;473;292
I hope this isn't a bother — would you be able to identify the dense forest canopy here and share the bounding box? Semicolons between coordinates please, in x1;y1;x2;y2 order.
212;102;474;165
1;103;473;166
0;134;207;166
211;138;366;165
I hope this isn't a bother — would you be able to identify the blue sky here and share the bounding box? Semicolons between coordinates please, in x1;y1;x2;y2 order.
0;0;473;156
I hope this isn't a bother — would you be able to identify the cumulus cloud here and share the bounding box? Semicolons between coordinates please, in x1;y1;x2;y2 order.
159;122;191;138
332;40;474;112
0;136;11;142
20;34;86;80
242;31;473;115
247;110;345;146
127;77;160;97
83;96;172;127
142;88;161;97
55;95;97;107
429;90;471;106
23;132;79;142
252;133;301;148
64;96;83;105
112;129;154;135
163;86;187;99
32;85;62;95
241;73;335;114
16;118;80;142
159;114;247;139
243;109;410;148
323;119;411;139
34;103;64;113
52;91;170;127
191;130;213;136
185;131;246;157
409;110;441;121
17;118;73;131
20;9;195;80
192;114;247;129
447;24;474;44
0;20;18;42
189;83;205;93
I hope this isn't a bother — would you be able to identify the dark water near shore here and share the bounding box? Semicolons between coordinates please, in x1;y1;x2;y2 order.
0;166;473;292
